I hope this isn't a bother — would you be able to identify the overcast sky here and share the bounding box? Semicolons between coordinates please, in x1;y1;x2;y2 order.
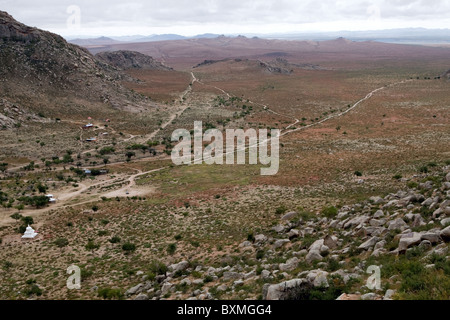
2;0;450;38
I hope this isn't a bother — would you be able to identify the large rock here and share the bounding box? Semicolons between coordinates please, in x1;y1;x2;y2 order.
168;261;189;273
421;232;440;244
255;234;268;244
273;239;290;249
384;289;396;300
265;279;311;300
370;196;385;205
306;270;329;288
398;232;422;252
272;225;286;233
323;235;338;249
281;211;298;221
373;210;385;218
161;282;172;295
344;216;369;229
288;229;300;240
306;250;323;264
279;257;300;271
223;271;244;281
388;218;408;231
358;237;380;251
445;172;450;182
126;283;143;296
441;217;450;227
309;239;324;252
440;226;450;242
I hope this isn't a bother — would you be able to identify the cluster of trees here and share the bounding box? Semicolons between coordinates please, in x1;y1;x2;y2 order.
17;195;49;208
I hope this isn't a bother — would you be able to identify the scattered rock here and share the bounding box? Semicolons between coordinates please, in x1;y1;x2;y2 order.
398;232;422;252
323;235;338;249
279;257;300;271
281;211;298;221
273;239;290;249
161;282;172;295
384;289;396;300
223;271;244;281
388;218;408;231
265;279;311;300
306;250;323;264
421;232;440;244
168;261;189;273
358;237;380;251
134;293;149;300
440;226;450;242
255;234;268;244
126;283;143;296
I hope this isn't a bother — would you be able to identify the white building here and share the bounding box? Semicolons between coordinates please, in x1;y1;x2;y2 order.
22;225;38;239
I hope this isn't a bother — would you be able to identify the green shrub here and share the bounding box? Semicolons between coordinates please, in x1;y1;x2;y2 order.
275;206;287;215
21;216;34;225
122;242;136;253
256;250;265;260
321;206;338;219
97;287;123;300
85;240;100;250
167;243;177;255
149;260;167;275
419;166;428;173
109;236;121;243
174;234;182;241
54;238;69;248
25;284;43;297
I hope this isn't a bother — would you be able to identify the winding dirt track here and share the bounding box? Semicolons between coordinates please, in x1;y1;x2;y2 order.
0;74;412;226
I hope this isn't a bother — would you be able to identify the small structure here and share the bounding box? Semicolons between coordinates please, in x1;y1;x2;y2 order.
45;194;56;203
83;123;94;129
22;225;38;239
86;137;97;142
84;169;92;175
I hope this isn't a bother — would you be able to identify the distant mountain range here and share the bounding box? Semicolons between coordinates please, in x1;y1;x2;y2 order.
67;28;450;46
69;33;223;45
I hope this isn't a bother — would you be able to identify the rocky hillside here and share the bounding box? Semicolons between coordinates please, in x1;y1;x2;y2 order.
0;11;150;117
95;51;173;71
0;98;50;129
193;58;324;74
125;167;450;300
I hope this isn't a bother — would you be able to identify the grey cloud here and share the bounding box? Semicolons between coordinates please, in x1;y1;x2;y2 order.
2;0;450;34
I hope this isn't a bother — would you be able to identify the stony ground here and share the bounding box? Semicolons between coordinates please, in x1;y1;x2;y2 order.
122;166;450;300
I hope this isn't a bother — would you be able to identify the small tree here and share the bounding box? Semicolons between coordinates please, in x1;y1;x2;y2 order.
125;151;135;162
0;162;8;173
122;242;136;254
21;216;34;225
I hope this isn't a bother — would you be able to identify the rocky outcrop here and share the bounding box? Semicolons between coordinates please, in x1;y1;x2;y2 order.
0;10;151;115
95;50;173;71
